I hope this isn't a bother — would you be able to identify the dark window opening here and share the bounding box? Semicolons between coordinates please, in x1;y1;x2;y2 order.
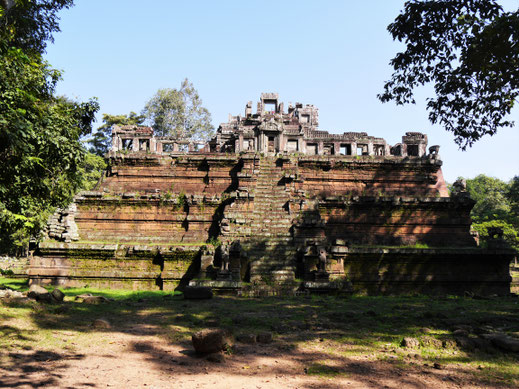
162;143;174;152
268;136;275;152
374;145;385;156
340;144;351;155
407;144;419;156
139;139;149;151
323;144;334;155
122;139;133;150
244;139;254;151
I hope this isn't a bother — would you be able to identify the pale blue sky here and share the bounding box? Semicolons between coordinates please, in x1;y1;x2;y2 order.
45;0;518;183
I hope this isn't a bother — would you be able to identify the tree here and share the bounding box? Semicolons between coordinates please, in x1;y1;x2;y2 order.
466;174;510;222
508;176;519;216
0;1;99;253
379;0;519;149
143;78;214;140
0;0;73;55
463;174;519;254
87;112;145;156
78;151;106;190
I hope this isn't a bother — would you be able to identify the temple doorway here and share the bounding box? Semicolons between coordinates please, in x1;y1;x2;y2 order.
268;136;275;153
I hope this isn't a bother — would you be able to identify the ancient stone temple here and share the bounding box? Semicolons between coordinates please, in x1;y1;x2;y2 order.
29;93;513;295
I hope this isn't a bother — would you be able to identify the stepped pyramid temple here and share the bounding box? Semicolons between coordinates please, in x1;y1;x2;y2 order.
31;93;513;295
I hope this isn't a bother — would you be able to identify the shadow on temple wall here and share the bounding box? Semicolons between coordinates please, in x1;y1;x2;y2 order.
175;251;202;292
207;198;235;241
290;204;510;296
223;158;243;193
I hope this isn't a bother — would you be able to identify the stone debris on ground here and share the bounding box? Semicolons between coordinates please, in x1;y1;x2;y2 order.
26;285;66;303
483;333;519;353
0;289;25;299
183;286;213;300
80;295;111;304
257;331;273;344
91;319;111;329
192;329;232;354
401;337;420;349
236;333;257;344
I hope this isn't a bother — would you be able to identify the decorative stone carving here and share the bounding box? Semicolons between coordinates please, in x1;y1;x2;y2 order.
318;247;327;272
451;178;470;199
46;203;79;243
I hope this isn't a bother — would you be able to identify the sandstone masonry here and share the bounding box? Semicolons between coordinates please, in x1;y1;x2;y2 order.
28;94;513;295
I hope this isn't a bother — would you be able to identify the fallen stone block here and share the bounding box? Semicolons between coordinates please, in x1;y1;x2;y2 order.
236;333;257;344
192;329;232;354
257;332;273;344
82;296;110;304
50;288;65;303
183;286;213;300
483;334;519;353
92;319;111;329
27;284;52;302
401;337;420;349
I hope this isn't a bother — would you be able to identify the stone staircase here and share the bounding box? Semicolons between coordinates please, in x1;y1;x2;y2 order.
247;157;296;282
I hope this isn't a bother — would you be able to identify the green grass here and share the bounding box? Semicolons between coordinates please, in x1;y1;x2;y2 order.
1;278;518;386
59;287;182;301
0;277;28;291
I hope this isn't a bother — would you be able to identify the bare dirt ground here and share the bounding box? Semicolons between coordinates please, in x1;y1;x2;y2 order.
0;329;494;389
1;290;518;389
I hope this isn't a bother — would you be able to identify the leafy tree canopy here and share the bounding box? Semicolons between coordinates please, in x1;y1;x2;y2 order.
143;78;214;140
78;151;106;191
0;0;73;54
463;174;519;253
87;112;145;156
466;174;511;222
508;176;519;216
379;0;519;149
0;0;99;253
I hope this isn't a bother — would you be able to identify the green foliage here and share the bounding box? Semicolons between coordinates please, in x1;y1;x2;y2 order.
87;112;145;156
0;1;99;253
380;0;519;149
78;151;107;190
176;190;186;208
207;236;221;247
0;0;73;55
464;174;519;254
142;78;214;140
472;220;519;252
508;176;519;216
466;174;511;222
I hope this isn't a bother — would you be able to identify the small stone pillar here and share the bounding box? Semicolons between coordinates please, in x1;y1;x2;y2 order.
367;142;374;156
132;138;140;152
351;142;357;156
318;141;324;155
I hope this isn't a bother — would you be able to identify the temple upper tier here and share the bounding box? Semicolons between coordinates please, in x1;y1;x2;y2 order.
110;93;439;158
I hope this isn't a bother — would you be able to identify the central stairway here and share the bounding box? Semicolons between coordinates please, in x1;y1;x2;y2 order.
247;157;296;282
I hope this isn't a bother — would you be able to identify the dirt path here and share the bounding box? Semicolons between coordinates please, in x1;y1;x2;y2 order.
0;329;493;389
1;292;518;388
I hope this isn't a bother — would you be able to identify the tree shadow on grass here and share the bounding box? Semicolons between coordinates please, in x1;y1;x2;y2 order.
1;289;518;387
